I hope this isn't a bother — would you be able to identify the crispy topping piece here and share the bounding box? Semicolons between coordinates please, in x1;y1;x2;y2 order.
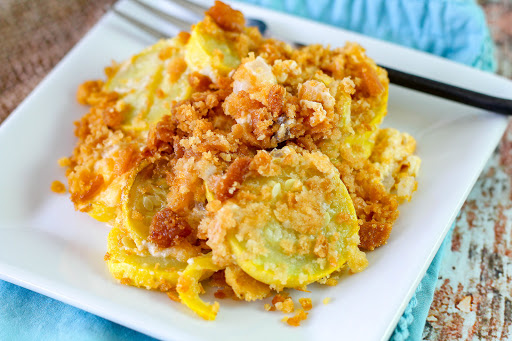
224;265;271;301
206;1;245;33
283;309;308;327
168;57;188;83
71;173;104;202
51;180;66;194
188;72;213;92
76;80;103;105
361;66;385;97
298;298;312;311
148;208;193;248
211;156;252;201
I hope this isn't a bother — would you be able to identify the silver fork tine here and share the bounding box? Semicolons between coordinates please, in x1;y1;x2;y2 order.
130;0;192;32
111;7;169;39
167;0;209;18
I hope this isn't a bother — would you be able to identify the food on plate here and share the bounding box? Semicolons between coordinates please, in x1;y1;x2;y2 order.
63;1;420;322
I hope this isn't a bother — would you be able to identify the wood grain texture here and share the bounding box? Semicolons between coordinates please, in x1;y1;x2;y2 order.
423;144;512;340
0;0;116;122
481;0;512;79
424;1;512;339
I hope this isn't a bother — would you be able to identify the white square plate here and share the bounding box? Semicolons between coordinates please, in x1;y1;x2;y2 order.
0;1;510;340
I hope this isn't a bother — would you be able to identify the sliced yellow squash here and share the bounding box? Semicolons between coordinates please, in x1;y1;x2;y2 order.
106;40;169;131
224;265;271;301
209;147;367;288
106;227;187;290
318;86;352;160
105;38;192;132
185;20;240;79
146;69;191;124
85;172;131;225
344;86;388;159
88;202;117;223
177;253;222;320
122;160;170;246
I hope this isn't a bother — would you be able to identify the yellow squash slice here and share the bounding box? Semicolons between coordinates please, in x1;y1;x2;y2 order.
317;85;353;160
106;39;192;131
343;86;388;159
86;172;131;224
209;147;367;289
177;253;222;320
88;202;117;223
185;20;240;79
106;227;187;290
122;160;170;245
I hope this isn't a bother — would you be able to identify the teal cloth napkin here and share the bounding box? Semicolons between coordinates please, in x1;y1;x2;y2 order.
0;1;495;340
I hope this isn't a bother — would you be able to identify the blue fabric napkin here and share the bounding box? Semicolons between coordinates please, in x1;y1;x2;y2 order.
389;226;454;341
240;0;496;71
0;1;495;340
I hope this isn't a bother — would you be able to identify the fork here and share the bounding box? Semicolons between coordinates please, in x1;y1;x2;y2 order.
112;0;512;116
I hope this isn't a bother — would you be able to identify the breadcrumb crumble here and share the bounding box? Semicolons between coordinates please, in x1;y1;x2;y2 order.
51;180;66;194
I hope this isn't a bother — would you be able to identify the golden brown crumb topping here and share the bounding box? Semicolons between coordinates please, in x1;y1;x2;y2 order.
283;309;308;327
148;208;193;248
167;290;181;302
51;180;66;194
299;297;312;311
275;297;295;313
206;1;245;33
76;80;103;105
210;156;252;201
337;162;399;250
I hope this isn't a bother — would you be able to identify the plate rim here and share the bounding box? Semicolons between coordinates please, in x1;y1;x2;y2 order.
0;1;510;340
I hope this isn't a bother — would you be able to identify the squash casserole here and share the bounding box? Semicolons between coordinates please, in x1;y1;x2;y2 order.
63;1;420;321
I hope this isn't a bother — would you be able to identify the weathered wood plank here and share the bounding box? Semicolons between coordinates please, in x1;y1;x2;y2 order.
424;123;512;341
425;1;512;339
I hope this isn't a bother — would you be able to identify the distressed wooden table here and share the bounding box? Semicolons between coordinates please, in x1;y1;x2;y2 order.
423;0;512;339
1;1;511;340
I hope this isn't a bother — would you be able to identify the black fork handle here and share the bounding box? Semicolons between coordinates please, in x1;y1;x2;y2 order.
382;65;512;116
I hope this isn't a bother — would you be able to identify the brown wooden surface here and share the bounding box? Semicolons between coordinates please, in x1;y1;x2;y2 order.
1;1;511;340
0;0;116;122
424;1;512;339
